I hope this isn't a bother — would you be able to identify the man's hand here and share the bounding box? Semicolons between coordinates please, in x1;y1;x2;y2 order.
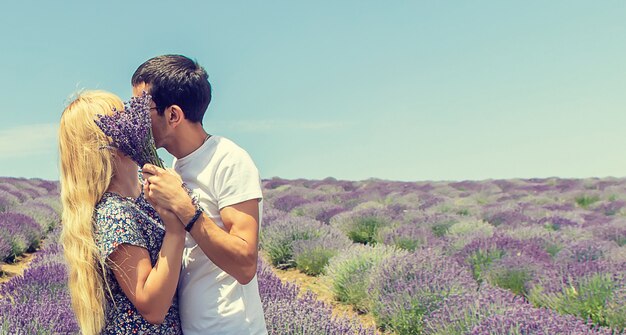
142;164;190;213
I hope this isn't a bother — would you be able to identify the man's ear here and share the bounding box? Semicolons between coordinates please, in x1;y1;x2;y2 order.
167;105;185;128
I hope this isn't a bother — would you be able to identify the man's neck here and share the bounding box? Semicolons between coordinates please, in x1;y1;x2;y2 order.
167;125;210;159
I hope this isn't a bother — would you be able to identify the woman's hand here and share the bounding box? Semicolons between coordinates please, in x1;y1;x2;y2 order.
143;179;186;235
156;206;185;235
142;164;190;213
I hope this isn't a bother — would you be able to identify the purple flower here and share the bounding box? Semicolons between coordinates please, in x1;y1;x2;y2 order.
0;190;20;212
593;219;626;246
423;284;526;334
469;305;617;335
368;249;478;334
0;183;31;202
256;259;377;335
263;177;291;190
11;201;59;232
272;194;309;212
94;91;164;168
0;228;79;334
260;214;328;268
0;212;42;261
381;223;439;251
482;204;533;227
292;227;352;276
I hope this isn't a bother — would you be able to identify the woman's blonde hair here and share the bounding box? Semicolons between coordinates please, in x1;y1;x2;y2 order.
59;90;123;335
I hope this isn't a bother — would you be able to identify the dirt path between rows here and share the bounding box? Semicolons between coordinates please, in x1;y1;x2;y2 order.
0;252;36;287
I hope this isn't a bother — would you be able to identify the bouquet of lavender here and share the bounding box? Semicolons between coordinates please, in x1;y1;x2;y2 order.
95;92;164;168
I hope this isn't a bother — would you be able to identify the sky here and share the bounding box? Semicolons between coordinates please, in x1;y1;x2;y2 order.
1;1;626;182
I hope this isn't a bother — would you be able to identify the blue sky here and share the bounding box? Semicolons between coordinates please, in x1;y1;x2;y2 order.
1;1;626;182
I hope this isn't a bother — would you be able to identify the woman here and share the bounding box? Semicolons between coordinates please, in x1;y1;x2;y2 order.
59;90;184;334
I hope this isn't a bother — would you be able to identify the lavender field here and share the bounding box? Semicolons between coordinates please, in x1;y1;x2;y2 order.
0;177;372;335
2;176;626;334
260;177;626;335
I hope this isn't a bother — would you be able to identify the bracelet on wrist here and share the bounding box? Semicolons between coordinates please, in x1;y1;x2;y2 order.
185;207;203;232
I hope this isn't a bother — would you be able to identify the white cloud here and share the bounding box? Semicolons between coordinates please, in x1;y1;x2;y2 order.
0;123;59;158
214;120;344;132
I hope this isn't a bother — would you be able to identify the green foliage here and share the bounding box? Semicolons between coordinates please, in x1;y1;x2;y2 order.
446;220;494;251
543;222;560;231
529;274;625;330
292;231;352;276
7;236;27;263
486;267;531;296
544;243;562;258
264;239;295;268
26;238;40;253
325;244;405;312
575;195;600;209
292;207;305;216
394;237;421;251
456;208;471;216
260;218;321;269
295;247;338;276
346;217;383;245
377;298;426;335
467;249;505;283
431;221;454;237
448;220;494;238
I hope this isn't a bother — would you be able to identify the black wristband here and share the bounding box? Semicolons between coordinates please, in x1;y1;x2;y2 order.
185;207;203;232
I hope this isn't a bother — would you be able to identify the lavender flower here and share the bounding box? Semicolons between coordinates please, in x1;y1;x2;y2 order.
368;249;477;334
94;91;164;168
0;212;42;261
593;219;626;246
292;228;352;276
0;182;30;202
481;204;532;227
260;214;327;268
261;207;289;227
11;201;59;232
289;200;346;224
422;285;526;335
457;234;552;283
272;194;309;212
326;244;406;312
0;190;20;212
381;223;440;251
256;259;377;335
468;305;618;335
330;208;391;245
0;227;79;334
0;236;10;266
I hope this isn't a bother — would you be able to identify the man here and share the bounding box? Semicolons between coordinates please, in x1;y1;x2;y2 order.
133;54;267;335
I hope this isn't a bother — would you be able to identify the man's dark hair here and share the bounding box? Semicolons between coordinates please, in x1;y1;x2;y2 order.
132;54;212;123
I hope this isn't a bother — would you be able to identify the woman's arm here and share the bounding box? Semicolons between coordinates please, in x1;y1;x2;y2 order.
108;210;185;324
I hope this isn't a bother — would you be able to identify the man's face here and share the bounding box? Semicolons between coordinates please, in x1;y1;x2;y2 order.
133;82;166;148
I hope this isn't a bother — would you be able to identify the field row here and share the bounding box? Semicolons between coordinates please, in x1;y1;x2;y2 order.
0;178;61;265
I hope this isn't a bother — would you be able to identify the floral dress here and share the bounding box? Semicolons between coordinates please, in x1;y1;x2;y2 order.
93;192;182;335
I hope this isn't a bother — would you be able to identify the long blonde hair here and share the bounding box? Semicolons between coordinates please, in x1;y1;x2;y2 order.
59;90;123;335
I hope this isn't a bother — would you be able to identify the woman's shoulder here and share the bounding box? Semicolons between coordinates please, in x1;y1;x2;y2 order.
94;193;141;231
95;192;137;216
93;193;152;257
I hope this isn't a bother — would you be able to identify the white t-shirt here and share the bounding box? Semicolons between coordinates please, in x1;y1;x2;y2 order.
173;135;267;335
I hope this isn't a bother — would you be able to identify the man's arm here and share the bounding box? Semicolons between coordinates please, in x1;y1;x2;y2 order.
142;164;259;284
184;199;259;284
